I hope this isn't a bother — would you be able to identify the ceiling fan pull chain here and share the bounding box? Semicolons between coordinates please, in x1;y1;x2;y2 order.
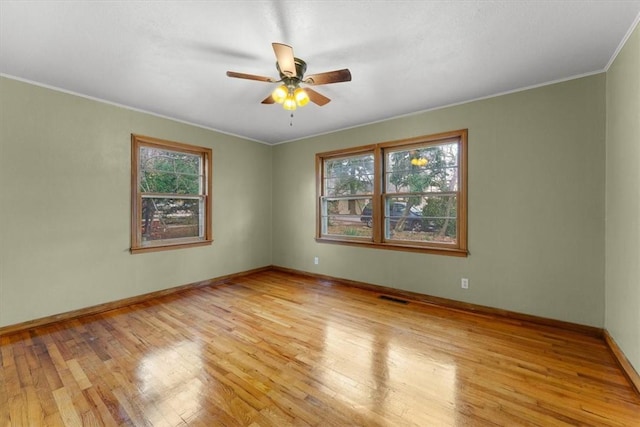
290;113;294;126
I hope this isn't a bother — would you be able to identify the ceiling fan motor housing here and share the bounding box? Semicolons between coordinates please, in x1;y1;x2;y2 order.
277;58;307;80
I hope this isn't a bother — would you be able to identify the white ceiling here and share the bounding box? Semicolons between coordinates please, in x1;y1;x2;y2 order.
1;1;639;145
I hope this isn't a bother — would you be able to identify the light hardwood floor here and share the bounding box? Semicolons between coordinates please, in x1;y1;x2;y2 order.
1;270;639;426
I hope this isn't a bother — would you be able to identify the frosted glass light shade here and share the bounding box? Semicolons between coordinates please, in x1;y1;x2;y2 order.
283;94;297;111
271;85;288;104
294;88;310;107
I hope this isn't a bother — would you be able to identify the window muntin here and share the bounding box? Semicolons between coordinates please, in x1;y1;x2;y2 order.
131;134;212;253
316;130;467;256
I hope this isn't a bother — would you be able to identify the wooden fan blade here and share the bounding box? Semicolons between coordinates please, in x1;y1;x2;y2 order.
272;43;296;77
226;71;276;82
261;94;275;104
305;88;331;106
304;69;352;85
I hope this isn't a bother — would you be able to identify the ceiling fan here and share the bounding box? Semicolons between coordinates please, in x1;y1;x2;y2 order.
226;43;352;110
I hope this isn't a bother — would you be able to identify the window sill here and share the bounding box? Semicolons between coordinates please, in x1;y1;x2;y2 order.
315;237;468;257
131;239;213;254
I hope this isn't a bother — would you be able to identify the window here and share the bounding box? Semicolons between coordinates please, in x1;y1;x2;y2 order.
316;130;467;256
318;147;375;240
131;134;212;253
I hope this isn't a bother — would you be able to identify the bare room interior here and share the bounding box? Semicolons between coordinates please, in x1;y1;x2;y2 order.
1;1;640;425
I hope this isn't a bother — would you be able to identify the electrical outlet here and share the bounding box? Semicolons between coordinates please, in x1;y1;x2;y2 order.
461;278;469;289
314;257;319;265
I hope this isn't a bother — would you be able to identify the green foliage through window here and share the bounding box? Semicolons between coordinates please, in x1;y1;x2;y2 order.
140;147;202;195
131;135;212;253
316;130;467;256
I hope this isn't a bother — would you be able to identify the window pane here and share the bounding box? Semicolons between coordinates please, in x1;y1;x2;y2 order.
141;196;204;243
321;198;372;238
385;142;459;193
384;195;457;243
139;147;202;194
324;154;374;197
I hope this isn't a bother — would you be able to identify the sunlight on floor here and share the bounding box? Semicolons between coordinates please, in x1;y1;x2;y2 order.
321;319;457;424
137;341;205;423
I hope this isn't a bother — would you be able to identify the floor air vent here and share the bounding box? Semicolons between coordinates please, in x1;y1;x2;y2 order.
378;295;409;304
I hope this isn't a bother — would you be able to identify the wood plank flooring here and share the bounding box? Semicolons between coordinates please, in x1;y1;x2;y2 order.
1;270;639;426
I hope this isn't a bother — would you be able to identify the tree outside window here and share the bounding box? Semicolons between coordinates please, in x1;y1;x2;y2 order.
316;130;467;256
319;151;374;239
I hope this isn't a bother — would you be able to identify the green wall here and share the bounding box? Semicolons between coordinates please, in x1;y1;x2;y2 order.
0;77;272;327
606;23;640;373
273;74;606;327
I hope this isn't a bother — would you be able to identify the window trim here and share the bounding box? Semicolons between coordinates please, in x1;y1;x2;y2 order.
315;129;468;257
130;134;213;254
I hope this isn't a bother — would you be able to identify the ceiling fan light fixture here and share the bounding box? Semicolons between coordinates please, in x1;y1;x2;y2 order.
227;42;352;111
294;87;310;107
271;85;288;104
283;94;297;111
